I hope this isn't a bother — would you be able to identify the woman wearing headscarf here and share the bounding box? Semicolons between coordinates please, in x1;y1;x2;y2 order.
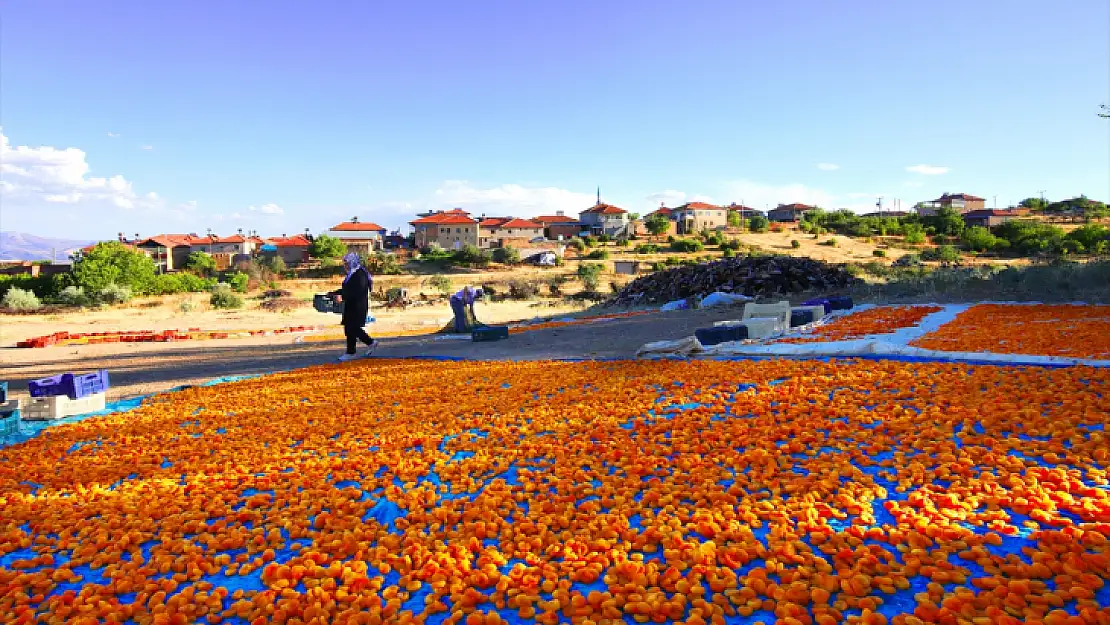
449;285;484;333
330;252;378;361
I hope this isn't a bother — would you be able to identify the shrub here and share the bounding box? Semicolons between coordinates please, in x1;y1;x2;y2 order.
210;284;244;309
819;238;838;247
719;238;742;252
425;275;453;296
364;252;404;275
722;249;735;259
597;234;612;244
308;234;346;259
545;275;569;296
749;215;770;232
226;272;250;293
452;245;491;268
506;280;540;300
651;261;667;272
566;238;586;252
185;252;218;276
961;226;1005;253
98;283;133;305
634;244;660;254
581;236;598;248
179;299;197;313
577;263;603;292
903;225;927;245
921;245;962;263
57;286;93;307
3;287;41;311
666;235;676;243
73;241;157;294
873;249;887;257
585;249;610;260
150;274;184;295
791;240;801;249
491;246;521;265
670;239;704;253
615;238;629;247
178;273;216;293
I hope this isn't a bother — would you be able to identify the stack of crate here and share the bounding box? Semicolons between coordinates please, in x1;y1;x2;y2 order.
24;370;110;421
0;382;19;437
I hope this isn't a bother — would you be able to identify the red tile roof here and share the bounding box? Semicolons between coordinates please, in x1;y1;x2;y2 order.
678;202;720;210
267;235;311;247
774;203;815;211
331;221;386;232
498;218;544;229
935;193;986;202
411;213;478;225
647;207;673;217
479;217;512;228
581;203;627;215
534;215;579;224
137;235;196;248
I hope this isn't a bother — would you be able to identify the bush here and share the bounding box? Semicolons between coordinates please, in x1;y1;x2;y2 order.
577;263;603;292
452;245;491;268
615;238;629;247
749;215;770;233
873;249;887;257
308;234;346;259
666;235;676;243
791;240;801;249
819;238;838;247
719;238;742;252
961;226;1005;253
179;299;197;313
651;261;667;272
178;273;216;293
545;275;569;296
57;286;93;307
506;280;540;300
0;274;57;300
491;246;521;265
722;248;735;258
185;252;218;276
425;275;453;296
581;236;598;248
3;287;41;311
597;234;612;244
921;245;962;263
98;283;133;305
670;239;704;253
585;249;610;260
903;225;927;245
566;238;586;252
634;243;660;254
226;271;250;293
364;252;404;275
73;241;157;295
210;284;244;309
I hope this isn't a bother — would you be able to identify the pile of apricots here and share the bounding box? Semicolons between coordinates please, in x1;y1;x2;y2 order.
911;304;1110;360
1;358;1108;625
777;306;943;344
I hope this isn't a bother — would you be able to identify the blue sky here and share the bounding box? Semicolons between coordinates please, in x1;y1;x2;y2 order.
2;0;1108;240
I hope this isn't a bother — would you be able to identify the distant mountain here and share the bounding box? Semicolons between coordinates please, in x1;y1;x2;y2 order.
0;232;98;262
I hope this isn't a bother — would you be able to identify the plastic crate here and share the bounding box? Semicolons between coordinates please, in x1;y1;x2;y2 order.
790;309;815;327
0;399;19;436
695;325;749;346
313;294;344;315
28;370;109;400
472;326;509;342
828;296;854;311
0;381;6;403
23;392;106;422
802;298;832;314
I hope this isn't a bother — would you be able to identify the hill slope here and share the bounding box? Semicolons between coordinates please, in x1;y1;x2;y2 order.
0;232;97;261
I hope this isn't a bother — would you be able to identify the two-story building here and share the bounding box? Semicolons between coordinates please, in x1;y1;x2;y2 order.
478;217;545;248
915;193;986;217
534;212;583;240
135;234;202;272
579;203;630;237
726;204;765;220
767;203;815;223
263;234;312;266
410;209;479;250
673;202;728;235
327;217;387;255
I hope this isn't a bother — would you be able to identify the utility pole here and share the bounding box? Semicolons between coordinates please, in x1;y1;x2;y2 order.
1037;190;1046;210
993;196;997;209
877;197;883;218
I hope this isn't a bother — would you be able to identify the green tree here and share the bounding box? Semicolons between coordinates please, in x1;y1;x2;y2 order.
961;226;1002;252
727;210;743;228
577;263;604;292
1065;224;1109;251
185;251;218;276
73;241;157;294
930;207;966;238
491;246;521;265
903;224;927;245
644;214;672;238
627;213;640;222
748;215;770;233
308;234;347;259
1019;197;1049;211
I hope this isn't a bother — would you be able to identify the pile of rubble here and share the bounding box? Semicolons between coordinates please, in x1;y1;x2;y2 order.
608;255;860;306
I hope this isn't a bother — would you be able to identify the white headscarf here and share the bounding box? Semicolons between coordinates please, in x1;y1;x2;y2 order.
342;252;362;284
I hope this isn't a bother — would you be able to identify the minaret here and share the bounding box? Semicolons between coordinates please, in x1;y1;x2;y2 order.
597;187;601;206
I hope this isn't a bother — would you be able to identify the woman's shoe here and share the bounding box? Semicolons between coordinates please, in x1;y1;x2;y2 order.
338;353;357;362
365;340;379;357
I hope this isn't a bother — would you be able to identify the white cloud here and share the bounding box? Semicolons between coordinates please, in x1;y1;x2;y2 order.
689;194;716;204
905;164;949;175
140;145;154;151
722;179;837;210
432;180;596;217
645;190;687;207
816;163;840;171
107;132;120;138
249;203;284;215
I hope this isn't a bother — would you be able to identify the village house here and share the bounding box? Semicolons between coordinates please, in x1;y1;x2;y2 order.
767;203;815;223
915;193;987;217
135;234;201;272
726;204;765;219
189;233;255;256
478;217;544;248
263;234;312;266
673;202;728;235
579;203;630;237
327;217;387;255
410;209;479;250
962;209;1026;228
535;212;585;240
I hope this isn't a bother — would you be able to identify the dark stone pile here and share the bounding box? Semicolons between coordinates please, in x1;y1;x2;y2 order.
608;255;860;306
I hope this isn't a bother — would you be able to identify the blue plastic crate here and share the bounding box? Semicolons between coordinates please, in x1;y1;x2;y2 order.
790;309;815;327
828;296;854;311
0;381;6;403
29;370;109;399
802;298;832;314
695;325;749;347
472;326;509;342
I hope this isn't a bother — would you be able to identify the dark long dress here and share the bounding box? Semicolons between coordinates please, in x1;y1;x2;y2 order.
331;268;371;328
